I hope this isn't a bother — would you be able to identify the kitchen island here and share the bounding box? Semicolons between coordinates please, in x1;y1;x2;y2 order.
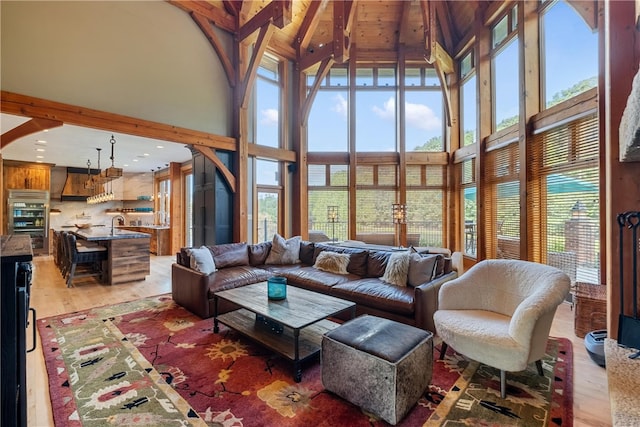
72;228;150;285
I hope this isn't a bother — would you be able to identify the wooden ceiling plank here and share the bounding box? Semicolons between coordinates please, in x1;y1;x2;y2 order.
190;12;236;87
241;23;276;109
435;1;455;53
1;117;62;149
1;91;236;151
193;146;236;192
168;1;236;32
238;0;292;41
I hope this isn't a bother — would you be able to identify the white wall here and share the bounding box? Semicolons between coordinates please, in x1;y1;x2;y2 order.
1;1;233;137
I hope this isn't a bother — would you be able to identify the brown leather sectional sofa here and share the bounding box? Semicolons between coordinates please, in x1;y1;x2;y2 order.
171;241;459;332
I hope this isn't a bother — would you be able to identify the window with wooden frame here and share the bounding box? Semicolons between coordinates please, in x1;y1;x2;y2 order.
491;4;519;132
307;164;349;242
460;51;477;147
355;67;397;152
255;159;281;243
307;67;349;152
485;141;521;259
355;164;397;237
459;158;477;256
405;68;444;152
254;55;281;148
406;164;446;247
529;112;599;286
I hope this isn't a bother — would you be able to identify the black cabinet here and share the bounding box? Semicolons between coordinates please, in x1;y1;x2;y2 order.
192;150;234;246
1;235;34;427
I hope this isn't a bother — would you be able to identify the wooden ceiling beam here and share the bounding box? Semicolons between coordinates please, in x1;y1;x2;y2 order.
567;0;598;30
1;117;62;149
398;0;414;45
237;0;292;41
298;43;334;71
222;0;242;17
168;1;236;32
1;91;236;151
295;0;328;52
190;12;236;87
241;23;276;109
192;146;236;192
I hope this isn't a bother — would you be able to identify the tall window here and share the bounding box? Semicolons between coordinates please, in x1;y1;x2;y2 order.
492;5;519;131
405;68;444;152
355;164;396;237
307;68;349;152
530;113;599;286
356;67;396;152
540;0;598;109
255;55;280;147
255;159;280;242
460;159;477;256
460;52;477;147
406;164;446;246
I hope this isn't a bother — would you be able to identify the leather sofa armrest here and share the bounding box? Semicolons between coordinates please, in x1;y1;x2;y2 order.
171;263;211;318
413;271;457;332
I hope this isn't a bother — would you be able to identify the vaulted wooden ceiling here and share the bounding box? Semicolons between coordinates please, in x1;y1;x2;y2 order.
170;0;487;67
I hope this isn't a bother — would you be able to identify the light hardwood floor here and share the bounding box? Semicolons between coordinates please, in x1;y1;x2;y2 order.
26;255;612;426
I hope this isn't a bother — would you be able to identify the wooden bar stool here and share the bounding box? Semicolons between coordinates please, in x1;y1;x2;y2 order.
64;232;107;288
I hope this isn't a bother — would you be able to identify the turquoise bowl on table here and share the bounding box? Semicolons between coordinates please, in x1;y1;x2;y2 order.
267;276;287;300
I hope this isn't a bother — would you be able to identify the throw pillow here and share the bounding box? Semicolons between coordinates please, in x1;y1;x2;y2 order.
407;253;438;287
265;233;302;265
186;246;217;275
381;251;411;287
313;251;350;274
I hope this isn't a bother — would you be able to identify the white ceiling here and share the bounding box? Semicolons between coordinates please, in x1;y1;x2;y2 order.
1;113;193;173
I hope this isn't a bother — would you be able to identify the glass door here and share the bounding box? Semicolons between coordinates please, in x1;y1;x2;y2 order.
8;190;49;254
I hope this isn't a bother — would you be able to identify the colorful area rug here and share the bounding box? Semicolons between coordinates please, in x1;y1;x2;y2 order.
38;295;573;426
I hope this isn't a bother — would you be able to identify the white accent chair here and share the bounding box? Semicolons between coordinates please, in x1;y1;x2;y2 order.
433;259;571;398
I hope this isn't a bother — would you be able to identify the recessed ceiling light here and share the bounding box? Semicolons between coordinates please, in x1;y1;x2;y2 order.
36;140;47;143
36;160;43;163
124;164;129;167
143;153;149;156
156;145;164;149
36;155;44;159
36;148;45;152
133;159;139;162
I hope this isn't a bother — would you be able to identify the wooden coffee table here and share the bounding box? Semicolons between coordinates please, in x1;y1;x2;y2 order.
213;282;356;382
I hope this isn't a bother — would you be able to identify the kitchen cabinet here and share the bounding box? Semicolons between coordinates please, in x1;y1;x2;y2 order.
3;161;50;190
118;226;170;255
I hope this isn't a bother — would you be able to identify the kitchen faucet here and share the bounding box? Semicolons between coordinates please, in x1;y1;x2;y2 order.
111;215;125;234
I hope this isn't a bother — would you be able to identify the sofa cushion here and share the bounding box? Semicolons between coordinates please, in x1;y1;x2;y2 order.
407;253;438;287
299;240;315;265
331;278;415;316
205;266;272;296
313;244;369;276
367;250;392;278
265;234;301;264
186;246;217;274
249;241;272;266
209;242;249;268
262;265;355;294
381;252;411;287
314;251;350;274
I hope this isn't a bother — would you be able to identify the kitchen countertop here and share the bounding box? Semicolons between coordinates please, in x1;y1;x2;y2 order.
117;225;169;230
72;228;151;241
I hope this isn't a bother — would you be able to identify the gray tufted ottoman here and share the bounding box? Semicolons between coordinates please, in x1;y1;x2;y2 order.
321;315;433;425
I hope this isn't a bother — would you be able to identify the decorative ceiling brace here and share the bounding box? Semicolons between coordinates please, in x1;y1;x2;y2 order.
1;117;62;149
192;145;237;193
190;12;236;87
298;0;356;71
